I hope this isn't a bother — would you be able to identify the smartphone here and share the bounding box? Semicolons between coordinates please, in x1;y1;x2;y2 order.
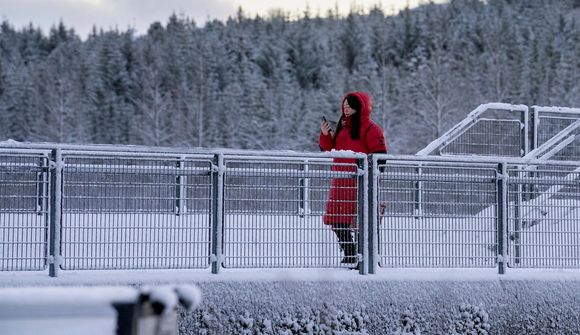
322;116;332;134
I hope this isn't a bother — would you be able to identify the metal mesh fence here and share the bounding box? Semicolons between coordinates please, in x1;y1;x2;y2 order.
536;115;577;147
222;157;361;268
0;153;49;271
441;119;522;157
3;144;580;275
377;161;498;268
552;136;580;162
60;154;213;270
508;164;580;268
536;115;580;161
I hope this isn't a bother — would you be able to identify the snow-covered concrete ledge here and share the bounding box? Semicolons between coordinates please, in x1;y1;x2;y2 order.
2;269;580;334
1;268;580;286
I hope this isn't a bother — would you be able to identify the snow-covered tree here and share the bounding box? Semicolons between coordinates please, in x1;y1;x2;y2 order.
0;0;579;152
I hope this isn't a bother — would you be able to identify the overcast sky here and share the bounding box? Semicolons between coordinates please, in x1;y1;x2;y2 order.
0;0;447;38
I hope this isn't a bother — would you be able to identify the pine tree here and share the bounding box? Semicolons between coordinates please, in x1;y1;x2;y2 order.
0;1;579;152
0;59;8;138
35;40;85;142
3;60;40;141
89;30;134;144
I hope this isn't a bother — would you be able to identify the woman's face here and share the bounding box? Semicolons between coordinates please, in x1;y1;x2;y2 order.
343;100;357;117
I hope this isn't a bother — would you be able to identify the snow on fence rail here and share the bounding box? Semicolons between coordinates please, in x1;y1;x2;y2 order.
1;145;579;276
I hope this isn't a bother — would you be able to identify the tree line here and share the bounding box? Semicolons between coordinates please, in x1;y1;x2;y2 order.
0;0;579;154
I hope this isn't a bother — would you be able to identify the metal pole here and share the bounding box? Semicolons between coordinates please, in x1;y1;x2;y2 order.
521;107;529;157
175;156;186;216
298;163;310;218
37;157;49;216
49;149;63;277
367;155;378;274
514;167;522;265
357;157;368;275
497;163;508;274
211;154;224;274
414;166;423;221
531;106;539;152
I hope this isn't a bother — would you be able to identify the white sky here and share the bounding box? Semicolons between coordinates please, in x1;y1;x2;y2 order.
0;0;446;38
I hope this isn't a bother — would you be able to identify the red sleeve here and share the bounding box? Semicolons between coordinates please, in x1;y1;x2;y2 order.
319;132;334;151
365;124;387;153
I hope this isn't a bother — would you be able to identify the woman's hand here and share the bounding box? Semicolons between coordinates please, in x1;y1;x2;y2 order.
321;119;333;136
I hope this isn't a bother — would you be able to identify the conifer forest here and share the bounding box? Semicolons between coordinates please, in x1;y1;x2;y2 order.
1;0;579;153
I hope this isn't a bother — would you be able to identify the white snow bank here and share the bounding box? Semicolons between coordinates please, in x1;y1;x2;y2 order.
1;268;580;288
0;286;138;306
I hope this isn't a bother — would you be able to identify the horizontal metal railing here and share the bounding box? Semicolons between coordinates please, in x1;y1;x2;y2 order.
417;103;529;157
1;144;579;276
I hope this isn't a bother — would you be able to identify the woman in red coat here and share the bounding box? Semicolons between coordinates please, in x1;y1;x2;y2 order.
319;91;387;264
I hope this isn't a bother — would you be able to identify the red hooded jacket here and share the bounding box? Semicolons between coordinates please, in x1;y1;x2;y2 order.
319;92;387;226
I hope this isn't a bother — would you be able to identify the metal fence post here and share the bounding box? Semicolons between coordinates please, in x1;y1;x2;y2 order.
37;157;49;216
211;154;224;274
413;166;423;221
367;155;378;274
298;162;310;218
357;157;369;275
513;166;522;265
49;149;63;277
175;156;186;216
497;163;508;274
521;108;529;157
531;106;539;151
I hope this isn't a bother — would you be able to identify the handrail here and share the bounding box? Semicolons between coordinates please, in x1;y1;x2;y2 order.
532;105;580;151
0;141;365;160
524;118;580;160
532;105;580;115
417;103;528;156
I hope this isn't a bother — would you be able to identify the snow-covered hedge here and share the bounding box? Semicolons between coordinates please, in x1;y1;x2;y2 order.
177;280;580;334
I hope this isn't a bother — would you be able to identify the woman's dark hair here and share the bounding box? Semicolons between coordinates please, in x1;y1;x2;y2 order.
335;95;362;140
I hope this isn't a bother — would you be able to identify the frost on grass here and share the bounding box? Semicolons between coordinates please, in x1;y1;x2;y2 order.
230;311;275;335
180;303;369;334
450;303;491;335
391;308;421;335
278;303;369;334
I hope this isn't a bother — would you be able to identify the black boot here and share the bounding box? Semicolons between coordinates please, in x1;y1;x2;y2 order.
332;224;357;264
342;242;357;264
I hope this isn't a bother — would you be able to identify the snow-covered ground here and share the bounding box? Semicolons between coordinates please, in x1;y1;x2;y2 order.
2;198;579;272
